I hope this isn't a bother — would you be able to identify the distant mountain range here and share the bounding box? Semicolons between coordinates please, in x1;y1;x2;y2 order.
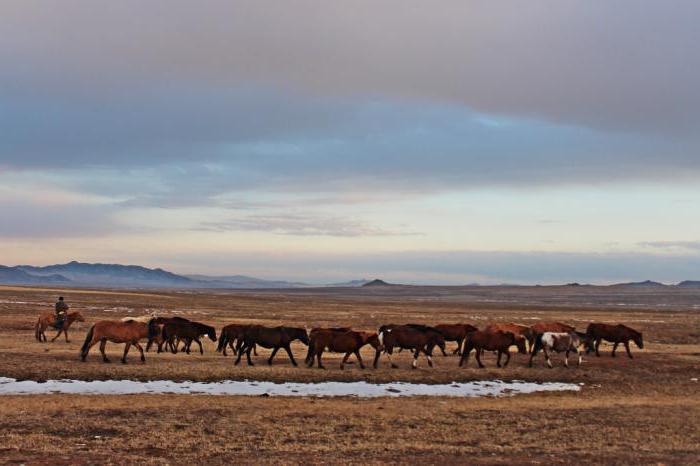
0;261;370;289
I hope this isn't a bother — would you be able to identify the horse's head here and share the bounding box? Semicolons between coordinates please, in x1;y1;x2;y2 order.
514;335;528;354
207;326;217;342
633;331;644;349
73;311;86;322
288;327;309;346
365;332;384;352
147;318;161;339
576;332;595;353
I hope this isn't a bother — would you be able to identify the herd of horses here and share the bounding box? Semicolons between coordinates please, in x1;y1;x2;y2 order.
34;310;644;369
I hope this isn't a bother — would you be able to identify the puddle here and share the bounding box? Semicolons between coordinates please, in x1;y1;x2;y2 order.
0;377;580;398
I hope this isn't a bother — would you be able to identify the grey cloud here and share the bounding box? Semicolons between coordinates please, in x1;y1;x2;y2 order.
195;214;419;237
1;1;698;135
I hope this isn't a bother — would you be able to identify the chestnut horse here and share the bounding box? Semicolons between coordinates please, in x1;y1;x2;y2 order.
161;320;217;355
586;323;643;358
528;321;575;353
35;311;85;343
433;323;478;356
234;325;309;366
374;324;445;369
307;329;383;369
459;330;524;368
304;327;352;364
80;319;159;363
484;323;534;353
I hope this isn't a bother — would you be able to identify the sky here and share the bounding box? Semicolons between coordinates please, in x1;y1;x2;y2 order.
1;1;699;284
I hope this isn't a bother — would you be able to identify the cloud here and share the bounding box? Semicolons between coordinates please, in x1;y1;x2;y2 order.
195;214;419;237
639;241;700;251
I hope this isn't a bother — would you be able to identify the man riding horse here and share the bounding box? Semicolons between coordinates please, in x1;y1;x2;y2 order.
55;296;69;329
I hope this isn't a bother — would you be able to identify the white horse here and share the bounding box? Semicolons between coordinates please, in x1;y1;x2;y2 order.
121;311;158;323
529;332;588;368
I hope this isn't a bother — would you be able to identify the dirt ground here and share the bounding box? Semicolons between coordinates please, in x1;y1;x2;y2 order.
0;285;698;465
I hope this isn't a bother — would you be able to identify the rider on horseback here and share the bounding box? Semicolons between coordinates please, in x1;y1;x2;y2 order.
55;297;69;329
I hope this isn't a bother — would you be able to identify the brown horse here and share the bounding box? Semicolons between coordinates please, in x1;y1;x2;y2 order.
528;321;575;353
460;330;524;368
161;320;217;355
304;327;352;364
35;311;85;343
145;316;190;353
586;323;643;358
374;325;445;369
433;323;478;355
307;329;383;369
234;325;309;366
484;323;534;353
217;323;253;356
80;319;159;363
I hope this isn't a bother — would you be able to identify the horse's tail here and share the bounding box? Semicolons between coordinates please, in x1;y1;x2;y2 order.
80;324;95;357
531;332;544;356
34;316;42;341
305;335;316;364
217;331;228;352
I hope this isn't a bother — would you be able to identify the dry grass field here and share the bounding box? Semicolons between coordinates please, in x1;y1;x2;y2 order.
0;284;698;465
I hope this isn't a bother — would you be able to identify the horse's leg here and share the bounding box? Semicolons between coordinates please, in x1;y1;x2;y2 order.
624;341;633;359
81;337;99;362
497;350;502;368
459;346;470;367
253;344;258;356
503;350;511;367
51;328;63;343
340;352;351;370
64;327;70;343
611;342;619;358
316;350;325;369
355;350;365;369
439;342;448;357
134;342;146;363
595;339;601;357
99;339;110;363
268;347;280;365
475;347;485;368
544;347;553;368
121;343;131;364
453;338;462;355
283;344;298;367
564;350;570;368
245;344;254;366
386;348;398;369
411;348;420;369
234;344;244;365
577;348;583;367
194;338;204;355
425;348;433;368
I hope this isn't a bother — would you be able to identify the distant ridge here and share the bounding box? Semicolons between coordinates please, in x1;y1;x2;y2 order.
362;279;393;287
0;265;70;284
677;280;700;288
611;280;667;288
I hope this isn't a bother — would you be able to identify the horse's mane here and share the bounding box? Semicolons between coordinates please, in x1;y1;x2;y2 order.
406;323;444;336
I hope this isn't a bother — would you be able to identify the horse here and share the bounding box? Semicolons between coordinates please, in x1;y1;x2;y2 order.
374;324;445;369
161;320;217;355
80;319;159;363
306;329;383;369
586;323;643;358
484;323;534;353
145;316;191;353
433;323;478;355
528;321;575;353
234;325;309;366
120;313;157;323
304;327;352;365
35;311;85;343
217;323;259;356
528;332;590;368
459;330;524;368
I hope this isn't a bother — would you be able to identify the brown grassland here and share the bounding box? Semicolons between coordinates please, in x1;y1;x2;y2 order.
0;284;698;465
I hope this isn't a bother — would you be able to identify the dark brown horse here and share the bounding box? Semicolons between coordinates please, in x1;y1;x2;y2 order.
161;320;216;354
217;323;258;356
433;323;478;355
145;316;190;353
234;325;309;366
304;327;353;364
374;324;445;369
80;319;159;363
307;329;383;369
586;323;643;358
35;311;85;343
459;330;524;368
528;321;575;353
484;323;534;353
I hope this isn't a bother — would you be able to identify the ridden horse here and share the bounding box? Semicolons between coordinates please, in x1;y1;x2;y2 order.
529;332;589;368
235;325;309;366
80;319;159;363
528;321;575;353
374;324;445;369
433;323;478;356
161;320;217;355
460;330;523;368
304;327;352;365
35;311;85;343
145;316;191;353
217;323;259;356
307;329;383;369
484;323;534;353
586;323;643;358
